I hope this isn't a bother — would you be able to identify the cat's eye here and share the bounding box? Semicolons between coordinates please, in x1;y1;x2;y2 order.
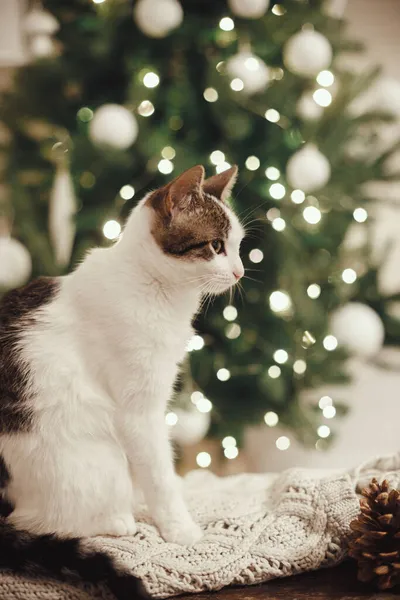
211;239;225;255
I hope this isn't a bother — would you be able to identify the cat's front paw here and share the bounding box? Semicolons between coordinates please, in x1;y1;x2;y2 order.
159;519;203;546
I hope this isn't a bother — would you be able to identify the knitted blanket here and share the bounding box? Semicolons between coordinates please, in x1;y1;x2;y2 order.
1;453;400;600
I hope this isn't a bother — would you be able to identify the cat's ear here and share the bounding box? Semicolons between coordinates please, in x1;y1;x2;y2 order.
165;165;205;216
202;165;238;203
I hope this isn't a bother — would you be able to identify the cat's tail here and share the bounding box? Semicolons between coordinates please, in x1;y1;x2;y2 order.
0;520;149;600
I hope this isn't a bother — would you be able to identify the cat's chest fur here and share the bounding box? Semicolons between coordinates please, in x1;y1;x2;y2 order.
65;276;197;405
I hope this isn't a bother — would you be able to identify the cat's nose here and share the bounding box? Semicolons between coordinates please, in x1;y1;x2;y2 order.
233;268;244;280
233;259;244;281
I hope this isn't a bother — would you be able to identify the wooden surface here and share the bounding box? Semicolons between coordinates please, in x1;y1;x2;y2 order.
180;562;398;599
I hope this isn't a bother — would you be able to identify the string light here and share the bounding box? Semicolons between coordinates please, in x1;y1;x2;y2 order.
204;88;219;102
269;183;286;200
196;451;212;468
272;217;286;232
271;4;286;15
276;436;290;450
293;359;307;374
317;425;331;438
323;335;338;351
224;446;239;459
264;411;279;427
342;268;357;284
353;207;368;223
222;436;237;448
265;167;280;180
230;78;244;91
210;150;225;165
103;220;121;240
291;189;305;204
319;396;332;409
323;405;336;419
138;100;155;117
162;146;176;160
226;323;241;339
191;391;204;404
245;156;260;171
120;185;135;200
158;159;174;174
77;107;93;122
219;16;234;31
270;68;284;81
268;365;281;378
313;89;332;107
187;335;205;351
197;398;213;413
165;411;178;426
249;249;264;263
217;368;231;381
265;109;280;123
143;72;160;88
92;0;106;4
216;161;231;173
80;172;96;189
266;208;280;221
307;283;321;299
223;305;238;321
273;349;288;364
303;206;322;224
301;331;316;348
269;290;292;313
216;61;225;72
316;70;335;87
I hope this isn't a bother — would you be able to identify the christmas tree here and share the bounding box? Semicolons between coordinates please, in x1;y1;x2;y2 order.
1;0;400;464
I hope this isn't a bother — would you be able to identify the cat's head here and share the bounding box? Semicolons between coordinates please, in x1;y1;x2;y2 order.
145;165;244;294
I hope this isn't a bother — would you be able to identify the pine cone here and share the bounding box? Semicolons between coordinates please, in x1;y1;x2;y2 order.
349;478;400;590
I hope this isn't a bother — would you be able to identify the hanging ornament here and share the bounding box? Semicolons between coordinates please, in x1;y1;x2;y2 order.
49;158;77;268
331;303;384;359
297;91;324;120
89;104;138;150
286;144;331;192
226;50;270;95
170;406;210;446
228;0;270;19
283;30;332;78
134;0;183;38
24;5;59;59
0;235;32;290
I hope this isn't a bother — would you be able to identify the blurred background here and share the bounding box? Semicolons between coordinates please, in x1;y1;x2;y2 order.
0;0;400;475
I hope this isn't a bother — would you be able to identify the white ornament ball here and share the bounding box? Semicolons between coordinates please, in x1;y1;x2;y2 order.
228;0;270;19
226;51;270;95
30;34;55;59
24;8;59;35
283;30;332;77
297;92;324;120
331;303;384;359
170;407;210;446
0;237;32;290
134;0;183;38
89;104;138;150
286;144;331;192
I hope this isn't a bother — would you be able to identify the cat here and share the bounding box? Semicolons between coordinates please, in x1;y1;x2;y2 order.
0;165;244;598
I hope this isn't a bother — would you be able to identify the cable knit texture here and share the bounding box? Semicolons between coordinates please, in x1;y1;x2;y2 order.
1;454;399;599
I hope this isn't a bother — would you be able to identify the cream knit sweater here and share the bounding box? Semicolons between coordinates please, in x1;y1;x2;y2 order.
1;453;399;599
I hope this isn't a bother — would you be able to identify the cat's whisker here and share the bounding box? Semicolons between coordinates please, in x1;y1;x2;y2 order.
243;274;262;284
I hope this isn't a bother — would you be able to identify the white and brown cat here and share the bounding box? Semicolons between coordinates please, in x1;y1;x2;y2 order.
0;165;244;598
